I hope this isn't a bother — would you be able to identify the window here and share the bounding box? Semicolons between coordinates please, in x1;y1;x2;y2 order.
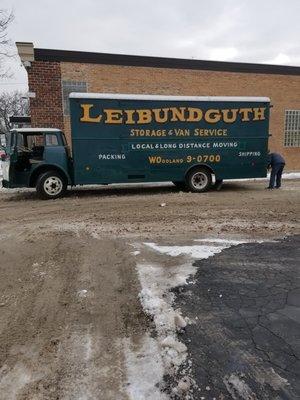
61;133;67;146
25;134;45;159
284;110;300;147
26;134;44;149
46;134;59;146
62;80;87;115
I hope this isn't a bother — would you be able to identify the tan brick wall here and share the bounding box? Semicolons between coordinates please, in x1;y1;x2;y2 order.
60;62;300;170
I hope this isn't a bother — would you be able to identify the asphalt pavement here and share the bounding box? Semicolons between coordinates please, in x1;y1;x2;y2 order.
175;235;300;399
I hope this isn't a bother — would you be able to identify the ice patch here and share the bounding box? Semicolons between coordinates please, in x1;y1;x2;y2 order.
195;238;276;245
194;238;246;245
144;242;227;259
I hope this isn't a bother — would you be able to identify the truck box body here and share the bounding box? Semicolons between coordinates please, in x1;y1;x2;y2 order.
1;93;270;199
70;94;270;185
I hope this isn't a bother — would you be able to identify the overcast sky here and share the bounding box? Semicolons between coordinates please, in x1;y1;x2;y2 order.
1;0;300;94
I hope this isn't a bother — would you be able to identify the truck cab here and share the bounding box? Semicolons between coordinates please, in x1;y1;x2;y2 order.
1;128;72;199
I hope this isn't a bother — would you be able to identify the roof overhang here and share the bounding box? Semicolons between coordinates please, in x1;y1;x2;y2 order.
16;42;34;67
15;42;300;76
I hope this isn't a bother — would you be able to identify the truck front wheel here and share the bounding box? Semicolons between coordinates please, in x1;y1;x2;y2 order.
36;171;67;199
186;168;212;192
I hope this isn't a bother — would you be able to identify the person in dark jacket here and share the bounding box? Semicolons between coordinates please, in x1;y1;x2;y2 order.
267;152;286;189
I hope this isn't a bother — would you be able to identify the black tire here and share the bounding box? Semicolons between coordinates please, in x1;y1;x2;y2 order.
36;170;67;199
172;181;187;191
214;179;223;191
186;167;212;192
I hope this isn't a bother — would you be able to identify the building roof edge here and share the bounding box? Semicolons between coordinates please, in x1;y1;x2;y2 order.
34;48;300;76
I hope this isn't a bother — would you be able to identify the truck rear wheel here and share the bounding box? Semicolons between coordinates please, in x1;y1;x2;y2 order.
36;171;67;199
186;168;212;192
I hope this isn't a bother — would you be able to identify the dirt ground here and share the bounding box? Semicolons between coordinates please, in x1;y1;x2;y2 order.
0;179;299;399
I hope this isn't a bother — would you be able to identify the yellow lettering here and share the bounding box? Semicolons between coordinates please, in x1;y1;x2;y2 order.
205;109;221;123
153;108;169;123
124;109;136;124
187;108;203;122
104;109;123;124
148;156;161;164
253;107;266;121
222;109;238;123
136;109;152;124
170;107;186;122
239;108;253;121
80;104;102;123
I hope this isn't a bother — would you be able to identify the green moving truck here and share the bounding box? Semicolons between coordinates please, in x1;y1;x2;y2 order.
1;93;270;199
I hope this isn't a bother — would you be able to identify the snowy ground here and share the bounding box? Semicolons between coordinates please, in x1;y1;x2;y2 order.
124;237;293;399
0;176;299;399
130;239;248;398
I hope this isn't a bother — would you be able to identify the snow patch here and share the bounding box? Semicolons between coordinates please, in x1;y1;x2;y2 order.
194;238;274;244
135;239;253;396
194;238;246;245
279;172;300;180
131;250;140;256
123;334;168;400
0;363;33;400
144;242;227;259
227;171;300;182
77;289;88;298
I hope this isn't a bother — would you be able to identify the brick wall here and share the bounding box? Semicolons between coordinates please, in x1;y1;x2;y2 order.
28;61;64;131
28;60;300;170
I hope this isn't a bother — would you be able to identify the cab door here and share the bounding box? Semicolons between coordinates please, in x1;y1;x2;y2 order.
1;131;25;186
43;133;71;182
8;131;32;186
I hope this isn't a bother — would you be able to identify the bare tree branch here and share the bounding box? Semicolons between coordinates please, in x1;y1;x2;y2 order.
0;91;30;133
0;9;15;78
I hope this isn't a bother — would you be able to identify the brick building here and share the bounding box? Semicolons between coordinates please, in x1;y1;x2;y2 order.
17;42;300;170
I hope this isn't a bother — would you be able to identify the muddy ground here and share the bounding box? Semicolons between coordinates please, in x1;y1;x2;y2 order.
0;179;299;399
